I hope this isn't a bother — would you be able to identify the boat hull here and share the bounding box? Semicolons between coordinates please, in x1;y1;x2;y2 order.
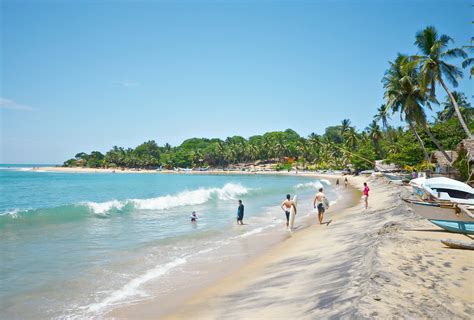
429;220;474;235
404;200;474;223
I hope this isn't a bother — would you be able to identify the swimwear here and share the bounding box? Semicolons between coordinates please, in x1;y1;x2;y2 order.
285;210;290;222
317;203;325;214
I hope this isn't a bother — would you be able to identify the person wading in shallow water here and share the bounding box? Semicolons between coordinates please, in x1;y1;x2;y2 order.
236;200;244;225
281;194;297;227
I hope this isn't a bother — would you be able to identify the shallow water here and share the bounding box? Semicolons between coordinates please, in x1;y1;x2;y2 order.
0;165;336;319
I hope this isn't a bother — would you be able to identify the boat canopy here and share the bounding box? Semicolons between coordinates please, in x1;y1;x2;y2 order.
423;177;473;195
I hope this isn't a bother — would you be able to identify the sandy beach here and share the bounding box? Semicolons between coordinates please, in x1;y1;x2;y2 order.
88;173;473;319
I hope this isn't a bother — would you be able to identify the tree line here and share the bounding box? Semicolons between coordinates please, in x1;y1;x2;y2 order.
64;26;473;173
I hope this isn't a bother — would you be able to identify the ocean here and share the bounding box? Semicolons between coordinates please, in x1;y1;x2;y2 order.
0;165;337;319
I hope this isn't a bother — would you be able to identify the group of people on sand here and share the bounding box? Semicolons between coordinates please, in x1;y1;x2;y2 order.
190;179;370;225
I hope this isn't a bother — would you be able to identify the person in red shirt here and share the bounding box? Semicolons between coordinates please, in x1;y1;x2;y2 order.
363;182;370;209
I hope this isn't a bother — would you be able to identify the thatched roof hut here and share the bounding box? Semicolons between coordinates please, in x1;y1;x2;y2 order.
430;150;458;174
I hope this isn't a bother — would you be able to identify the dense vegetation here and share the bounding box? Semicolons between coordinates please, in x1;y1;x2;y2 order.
64;26;473;173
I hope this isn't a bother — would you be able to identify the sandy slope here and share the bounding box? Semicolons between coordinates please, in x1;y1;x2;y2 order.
161;175;473;320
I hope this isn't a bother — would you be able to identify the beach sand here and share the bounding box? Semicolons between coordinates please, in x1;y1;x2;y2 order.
30;168;474;318
109;174;473;319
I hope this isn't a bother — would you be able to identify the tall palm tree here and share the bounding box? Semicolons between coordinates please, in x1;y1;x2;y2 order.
387;56;452;162
414;26;472;138
383;54;430;161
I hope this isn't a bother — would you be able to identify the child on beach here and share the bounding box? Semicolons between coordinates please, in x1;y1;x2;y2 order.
363;182;370;209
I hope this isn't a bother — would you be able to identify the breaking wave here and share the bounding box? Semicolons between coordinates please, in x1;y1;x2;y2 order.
0;183;249;226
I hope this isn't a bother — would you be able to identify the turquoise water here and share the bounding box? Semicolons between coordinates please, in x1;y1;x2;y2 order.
0;165;335;319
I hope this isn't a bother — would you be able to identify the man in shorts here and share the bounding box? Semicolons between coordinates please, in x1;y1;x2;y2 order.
313;188;326;224
281;194;297;227
236;200;244;225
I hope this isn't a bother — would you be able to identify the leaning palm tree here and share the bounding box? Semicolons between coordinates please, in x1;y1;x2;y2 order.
383;54;430;161
392;55;454;162
414;26;472;138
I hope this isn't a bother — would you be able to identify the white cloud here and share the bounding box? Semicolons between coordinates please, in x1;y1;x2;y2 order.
0;98;33;111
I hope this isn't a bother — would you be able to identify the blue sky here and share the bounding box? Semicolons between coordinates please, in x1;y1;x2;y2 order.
1;0;472;164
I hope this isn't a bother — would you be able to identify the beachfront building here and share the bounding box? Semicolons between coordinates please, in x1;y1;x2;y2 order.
430;150;458;178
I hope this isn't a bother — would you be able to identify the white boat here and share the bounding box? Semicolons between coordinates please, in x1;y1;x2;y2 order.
409;177;474;205
402;198;474;234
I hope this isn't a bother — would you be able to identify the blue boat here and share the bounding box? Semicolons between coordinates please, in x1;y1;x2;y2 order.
429;220;474;235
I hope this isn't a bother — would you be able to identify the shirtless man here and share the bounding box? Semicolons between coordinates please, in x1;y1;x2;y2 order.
281;194;297;227
313;188;326;224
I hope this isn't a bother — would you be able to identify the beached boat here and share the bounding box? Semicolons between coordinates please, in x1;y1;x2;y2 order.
409;177;474;205
403;198;474;234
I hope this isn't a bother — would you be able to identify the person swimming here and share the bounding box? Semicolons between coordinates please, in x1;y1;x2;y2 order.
190;211;198;222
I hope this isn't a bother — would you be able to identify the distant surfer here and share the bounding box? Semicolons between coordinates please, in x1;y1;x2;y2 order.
236;200;244;225
281;194;297;227
190;211;198;222
313;188;328;225
363;182;370;209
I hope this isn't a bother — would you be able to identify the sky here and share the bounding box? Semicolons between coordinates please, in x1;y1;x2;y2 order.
1;0;472;164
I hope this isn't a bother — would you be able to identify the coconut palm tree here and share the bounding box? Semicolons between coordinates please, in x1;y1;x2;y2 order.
384;55;455;162
383;54;430;161
373;104;391;130
340;119;351;137
413;26;472;138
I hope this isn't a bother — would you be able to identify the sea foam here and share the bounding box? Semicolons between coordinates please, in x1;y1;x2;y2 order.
84;183;249;214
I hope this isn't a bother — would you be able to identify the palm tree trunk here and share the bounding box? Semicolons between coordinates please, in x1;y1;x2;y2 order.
439;76;473;139
423;124;453;163
408;120;430;161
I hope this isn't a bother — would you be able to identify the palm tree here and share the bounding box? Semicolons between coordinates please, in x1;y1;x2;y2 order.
437;91;472;122
340;119;351;137
386;55;454;162
343;127;359;151
414;26;472;138
373;104;391;130
383;54;430;161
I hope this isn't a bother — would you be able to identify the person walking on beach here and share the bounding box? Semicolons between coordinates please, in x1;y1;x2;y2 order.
336;178;340;187
344;177;348;188
281;194;297;227
313;188;326;224
236;200;244;225
363;182;370;209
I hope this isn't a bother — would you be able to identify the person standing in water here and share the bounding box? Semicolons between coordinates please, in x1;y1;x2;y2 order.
281;194;297;227
363;182;370;209
313;188;326;224
236;200;244;225
190;211;198;222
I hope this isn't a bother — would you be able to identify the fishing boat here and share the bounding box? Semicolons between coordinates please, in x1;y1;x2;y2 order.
403;198;474;235
409;177;474;205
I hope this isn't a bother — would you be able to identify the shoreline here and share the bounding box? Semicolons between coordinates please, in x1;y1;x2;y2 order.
112;175;473;319
105;174;359;319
